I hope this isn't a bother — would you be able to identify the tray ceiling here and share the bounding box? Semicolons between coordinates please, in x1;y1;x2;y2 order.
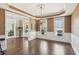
8;3;77;17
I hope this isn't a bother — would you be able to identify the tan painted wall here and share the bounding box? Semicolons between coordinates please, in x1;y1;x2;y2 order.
71;4;79;37
0;8;5;35
64;15;71;33
47;18;54;32
35;20;40;31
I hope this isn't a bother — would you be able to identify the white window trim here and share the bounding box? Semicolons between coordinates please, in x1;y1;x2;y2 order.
54;17;64;37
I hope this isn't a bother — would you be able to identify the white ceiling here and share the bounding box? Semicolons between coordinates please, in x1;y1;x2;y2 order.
9;3;77;17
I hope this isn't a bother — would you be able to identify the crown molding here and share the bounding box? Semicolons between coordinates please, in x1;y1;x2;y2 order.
8;4;35;17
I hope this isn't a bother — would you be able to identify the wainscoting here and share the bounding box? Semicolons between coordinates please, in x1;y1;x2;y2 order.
36;32;71;43
28;32;36;41
71;34;79;55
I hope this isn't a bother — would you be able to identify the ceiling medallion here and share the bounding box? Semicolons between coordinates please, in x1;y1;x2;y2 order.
37;4;45;9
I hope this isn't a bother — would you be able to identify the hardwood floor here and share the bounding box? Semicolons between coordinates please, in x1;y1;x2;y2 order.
29;38;75;55
5;37;28;55
5;38;75;55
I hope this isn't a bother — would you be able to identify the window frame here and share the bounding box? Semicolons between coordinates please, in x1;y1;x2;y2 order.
54;17;64;36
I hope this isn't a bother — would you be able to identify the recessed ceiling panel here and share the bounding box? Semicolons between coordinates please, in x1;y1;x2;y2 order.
9;3;77;17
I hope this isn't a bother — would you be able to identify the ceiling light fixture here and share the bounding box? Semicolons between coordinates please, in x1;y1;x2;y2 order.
37;4;45;18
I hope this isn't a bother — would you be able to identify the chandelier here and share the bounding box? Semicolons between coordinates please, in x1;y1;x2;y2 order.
37;4;45;18
37;4;45;25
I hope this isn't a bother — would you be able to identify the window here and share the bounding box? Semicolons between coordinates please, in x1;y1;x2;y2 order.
54;17;64;36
